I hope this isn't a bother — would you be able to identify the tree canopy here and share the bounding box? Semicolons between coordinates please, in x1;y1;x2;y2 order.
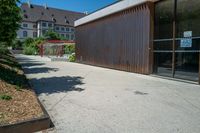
0;0;22;46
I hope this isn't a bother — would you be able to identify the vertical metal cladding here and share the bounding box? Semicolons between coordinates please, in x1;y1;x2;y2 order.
76;3;153;74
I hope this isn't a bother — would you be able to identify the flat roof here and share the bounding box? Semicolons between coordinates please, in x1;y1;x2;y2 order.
75;0;156;27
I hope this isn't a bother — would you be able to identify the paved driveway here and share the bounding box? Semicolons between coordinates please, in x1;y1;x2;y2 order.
15;55;200;133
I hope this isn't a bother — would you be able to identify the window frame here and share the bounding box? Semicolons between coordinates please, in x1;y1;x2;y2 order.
23;31;28;37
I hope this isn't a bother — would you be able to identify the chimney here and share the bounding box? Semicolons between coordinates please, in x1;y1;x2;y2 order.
44;3;48;9
84;11;88;15
27;0;31;8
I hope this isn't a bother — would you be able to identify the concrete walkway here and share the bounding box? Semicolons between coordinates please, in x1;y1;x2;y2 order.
15;54;200;133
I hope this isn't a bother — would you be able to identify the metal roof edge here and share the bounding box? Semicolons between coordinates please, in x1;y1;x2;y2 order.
75;0;156;27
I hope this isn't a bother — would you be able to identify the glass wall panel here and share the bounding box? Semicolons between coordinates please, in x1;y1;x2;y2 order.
154;41;173;51
154;0;199;82
155;0;174;39
154;52;172;77
175;52;199;81
176;0;200;38
175;0;200;81
154;0;174;77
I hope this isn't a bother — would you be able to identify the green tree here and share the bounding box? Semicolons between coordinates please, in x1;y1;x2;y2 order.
44;29;61;40
0;0;22;46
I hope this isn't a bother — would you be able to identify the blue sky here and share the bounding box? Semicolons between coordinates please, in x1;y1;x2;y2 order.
20;0;117;13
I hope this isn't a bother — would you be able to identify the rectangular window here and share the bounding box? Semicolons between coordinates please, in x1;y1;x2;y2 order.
56;27;59;31
23;23;28;28
48;23;53;27
33;32;37;37
71;34;75;40
70;28;74;32
61;27;65;31
66;34;70;40
42;22;47;27
42;30;47;35
61;34;65;37
66;28;70;32
23;31;28;37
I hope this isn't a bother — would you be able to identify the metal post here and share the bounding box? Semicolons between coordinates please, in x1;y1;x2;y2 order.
172;0;177;78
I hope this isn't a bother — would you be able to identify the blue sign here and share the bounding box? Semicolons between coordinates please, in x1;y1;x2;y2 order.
180;38;192;48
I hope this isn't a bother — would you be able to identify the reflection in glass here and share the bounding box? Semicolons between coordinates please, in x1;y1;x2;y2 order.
155;0;174;39
175;52;199;81
154;0;200;82
176;0;200;38
154;52;172;77
154;41;173;51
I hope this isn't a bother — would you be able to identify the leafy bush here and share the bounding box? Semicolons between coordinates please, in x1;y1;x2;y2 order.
68;53;76;62
44;29;61;40
23;46;38;55
0;94;12;101
64;44;75;54
22;37;44;55
23;38;34;47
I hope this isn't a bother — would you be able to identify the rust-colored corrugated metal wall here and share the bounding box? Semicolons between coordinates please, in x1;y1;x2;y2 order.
76;2;154;74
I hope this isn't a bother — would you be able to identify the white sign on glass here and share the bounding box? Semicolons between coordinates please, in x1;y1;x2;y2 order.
184;31;192;38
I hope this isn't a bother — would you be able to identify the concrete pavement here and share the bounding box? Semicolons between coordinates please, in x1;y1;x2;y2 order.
15;54;200;133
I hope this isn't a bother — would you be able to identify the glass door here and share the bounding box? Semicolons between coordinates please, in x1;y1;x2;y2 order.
154;0;200;82
174;0;200;81
154;0;174;77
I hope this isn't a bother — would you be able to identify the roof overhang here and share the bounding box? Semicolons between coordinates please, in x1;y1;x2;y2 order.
75;0;158;27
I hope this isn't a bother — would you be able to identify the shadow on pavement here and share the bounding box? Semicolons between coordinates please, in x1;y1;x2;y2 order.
20;62;45;67
23;67;59;74
31;76;85;94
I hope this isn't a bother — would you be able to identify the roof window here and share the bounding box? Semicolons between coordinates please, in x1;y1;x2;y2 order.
65;19;69;24
52;18;56;22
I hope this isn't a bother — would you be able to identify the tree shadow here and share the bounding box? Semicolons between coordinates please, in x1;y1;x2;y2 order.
20;62;45;67
0;54;21;69
23;67;59;74
15;56;36;62
0;64;29;89
31;76;85;95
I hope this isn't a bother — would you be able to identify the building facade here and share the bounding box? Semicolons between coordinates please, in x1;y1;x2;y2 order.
75;0;200;83
17;3;85;40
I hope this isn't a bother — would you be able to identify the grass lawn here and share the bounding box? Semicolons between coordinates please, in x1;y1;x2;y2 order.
0;52;44;125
